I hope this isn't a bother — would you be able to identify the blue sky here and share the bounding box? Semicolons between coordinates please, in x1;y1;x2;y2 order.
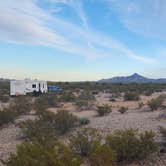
0;0;166;81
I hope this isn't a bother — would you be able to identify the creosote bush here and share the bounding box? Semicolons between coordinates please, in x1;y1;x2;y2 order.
12;96;32;115
107;129;158;162
89;144;116;166
3;126;159;166
21;110;78;142
0;108;17;126
0;97;31;126
124;92;140;101
54;110;78;135
34;94;57;113
148;95;165;111
138;102;144;109
4;142;82;166
70;128;101;157
75;90;95;110
20;116;57;145
59;92;76;102
97;104;112;116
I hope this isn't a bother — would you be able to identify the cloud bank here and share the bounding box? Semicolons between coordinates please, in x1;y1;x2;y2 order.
0;0;155;63
108;0;166;41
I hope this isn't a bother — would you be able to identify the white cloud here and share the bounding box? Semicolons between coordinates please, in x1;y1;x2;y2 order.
0;0;156;64
107;0;166;40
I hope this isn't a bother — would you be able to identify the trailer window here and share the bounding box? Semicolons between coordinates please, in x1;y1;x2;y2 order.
32;84;36;88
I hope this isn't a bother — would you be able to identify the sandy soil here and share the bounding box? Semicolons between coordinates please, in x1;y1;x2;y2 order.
0;91;166;166
48;92;166;139
0;124;22;165
88;108;165;140
0;115;36;166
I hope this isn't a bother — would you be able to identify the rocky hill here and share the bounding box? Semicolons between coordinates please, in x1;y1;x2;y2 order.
98;73;166;83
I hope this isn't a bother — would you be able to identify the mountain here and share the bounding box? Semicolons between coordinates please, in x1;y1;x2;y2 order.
98;73;166;83
0;78;10;82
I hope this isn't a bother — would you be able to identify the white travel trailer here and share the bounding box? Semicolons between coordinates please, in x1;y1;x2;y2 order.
10;79;48;96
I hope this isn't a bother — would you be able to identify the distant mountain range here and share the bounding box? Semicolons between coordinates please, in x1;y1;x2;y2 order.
0;78;10;82
98;73;166;83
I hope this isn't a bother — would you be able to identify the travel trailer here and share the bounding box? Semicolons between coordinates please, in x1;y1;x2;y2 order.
10;79;48;96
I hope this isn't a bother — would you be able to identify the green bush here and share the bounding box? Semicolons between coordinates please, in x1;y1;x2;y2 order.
21;110;78;142
70;128;101;157
75;90;95;110
89;144;116;166
124;92;140;101
97;104;112;116
138;102;144;108
13;96;32;115
34;94;57;113
148;95;164;111
4;142;82;166
144;90;153;96
75;100;89;110
20;118;57;145
0;108;17;126
118;107;128;114
107;129;158;162
79;117;90;125
59;92;76;102
54;110;78;135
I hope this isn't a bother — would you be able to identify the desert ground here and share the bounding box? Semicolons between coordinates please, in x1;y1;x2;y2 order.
48;92;166;138
0;84;166;166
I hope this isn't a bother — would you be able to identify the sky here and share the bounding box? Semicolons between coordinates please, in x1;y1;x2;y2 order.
0;0;166;81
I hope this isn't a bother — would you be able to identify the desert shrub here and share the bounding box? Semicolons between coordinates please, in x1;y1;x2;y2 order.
0;108;17;126
79;117;90;125
34;94;57;113
138;102;144;108
118;107;128;114
21;118;57;145
124;92;140;101
144;90;154;96
148;95;164;111
107;129;158;162
13;96;32;115
21;110;78;143
75;90;95;110
78;90;95;101
97;104;112;116
89;144;116;166
54;110;78;135
70;128;101;157
59;92;76;102
4;142;82;166
0;94;9;103
75;100;89;110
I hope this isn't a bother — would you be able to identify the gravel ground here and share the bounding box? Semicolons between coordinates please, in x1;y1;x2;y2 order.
0;115;36;166
88;108;166;140
0;124;22;165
